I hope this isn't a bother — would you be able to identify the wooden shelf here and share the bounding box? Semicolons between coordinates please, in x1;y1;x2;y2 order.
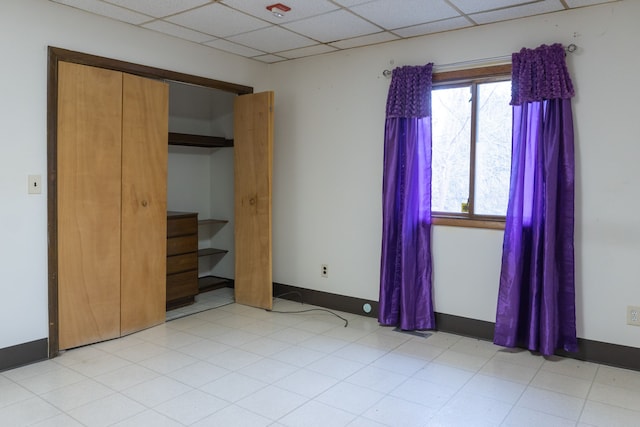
198;219;229;225
198;248;229;257
198;276;233;292
168;132;233;148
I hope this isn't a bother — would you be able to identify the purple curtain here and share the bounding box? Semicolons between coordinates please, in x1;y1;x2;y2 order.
494;44;578;356
379;64;435;330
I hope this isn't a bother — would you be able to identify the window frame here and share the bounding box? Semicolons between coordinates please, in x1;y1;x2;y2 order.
431;64;512;230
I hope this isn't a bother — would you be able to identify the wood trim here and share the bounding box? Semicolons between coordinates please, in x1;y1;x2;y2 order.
47;47;59;358
432;217;506;230
0;339;48;372
47;46;255;358
48;47;254;94
433;64;512;84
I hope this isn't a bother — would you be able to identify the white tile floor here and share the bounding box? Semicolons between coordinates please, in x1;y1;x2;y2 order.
2;296;640;426
166;287;236;321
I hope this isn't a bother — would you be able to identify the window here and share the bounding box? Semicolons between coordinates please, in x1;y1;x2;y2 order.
430;65;512;228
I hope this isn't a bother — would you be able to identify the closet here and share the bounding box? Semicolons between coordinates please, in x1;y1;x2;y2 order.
57;61;168;350
167;84;274;311
49;47;273;356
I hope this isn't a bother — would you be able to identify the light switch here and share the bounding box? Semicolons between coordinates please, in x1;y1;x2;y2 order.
28;175;42;194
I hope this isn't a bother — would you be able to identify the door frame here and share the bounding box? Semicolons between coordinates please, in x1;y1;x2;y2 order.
47;46;253;357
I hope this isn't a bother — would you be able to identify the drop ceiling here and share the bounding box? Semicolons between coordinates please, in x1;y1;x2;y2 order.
50;0;617;63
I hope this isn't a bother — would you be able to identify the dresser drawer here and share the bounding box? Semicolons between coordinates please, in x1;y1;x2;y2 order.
167;235;197;256
167;252;198;275
166;270;198;301
167;215;198;237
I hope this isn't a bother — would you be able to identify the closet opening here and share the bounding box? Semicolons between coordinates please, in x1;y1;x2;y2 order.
165;82;237;318
47;47;254;356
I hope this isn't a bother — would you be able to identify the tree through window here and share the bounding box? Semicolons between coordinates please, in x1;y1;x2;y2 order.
431;66;512;226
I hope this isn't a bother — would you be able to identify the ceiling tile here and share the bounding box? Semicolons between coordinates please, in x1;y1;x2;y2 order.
392;16;473;38
332;0;376;6
221;0;339;24
103;0;210;18
253;54;288;63
328;31;398;49
204;39;266;57
166;2;270;37
142;20;214;43
227;26;316;53
447;0;533;14
564;0;615;6
51;0;152;24
49;0;619;63
278;44;338;59
350;0;460;30
282;9;381;43
471;0;565;25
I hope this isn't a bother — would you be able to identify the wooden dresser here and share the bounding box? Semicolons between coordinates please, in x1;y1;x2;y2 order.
166;211;198;309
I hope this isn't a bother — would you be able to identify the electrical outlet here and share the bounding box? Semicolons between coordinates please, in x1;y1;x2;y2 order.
627;306;640;326
28;174;42;194
321;264;328;278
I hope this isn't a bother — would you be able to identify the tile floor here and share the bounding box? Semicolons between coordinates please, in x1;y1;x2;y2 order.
166;287;235;321
2;295;640;426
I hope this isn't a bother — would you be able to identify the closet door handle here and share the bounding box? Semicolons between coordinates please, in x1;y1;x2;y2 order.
141;200;148;207
249;198;256;206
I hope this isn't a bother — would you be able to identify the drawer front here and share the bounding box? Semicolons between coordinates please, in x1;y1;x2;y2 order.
167;252;198;275
166;270;198;301
167;235;197;256
167;216;197;237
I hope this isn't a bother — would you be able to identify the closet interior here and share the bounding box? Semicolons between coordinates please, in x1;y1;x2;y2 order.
166;82;236;310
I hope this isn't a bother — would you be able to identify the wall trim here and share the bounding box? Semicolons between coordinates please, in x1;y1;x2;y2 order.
273;283;378;318
273;283;640;372
0;339;48;372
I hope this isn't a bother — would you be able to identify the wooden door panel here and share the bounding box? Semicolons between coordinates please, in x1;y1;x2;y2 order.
120;73;168;335
57;62;123;349
234;91;274;310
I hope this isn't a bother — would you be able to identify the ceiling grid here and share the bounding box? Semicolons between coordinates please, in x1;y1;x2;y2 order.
50;0;618;63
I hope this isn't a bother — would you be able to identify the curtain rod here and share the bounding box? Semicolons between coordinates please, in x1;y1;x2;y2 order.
382;43;577;77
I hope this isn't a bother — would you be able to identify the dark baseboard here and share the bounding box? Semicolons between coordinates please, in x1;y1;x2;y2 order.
436;312;640;371
0;339;48;372
435;312;495;341
273;282;378;318
557;339;640;372
272;282;640;372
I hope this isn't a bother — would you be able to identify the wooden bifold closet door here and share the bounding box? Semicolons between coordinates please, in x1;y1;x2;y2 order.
57;61;168;350
234;91;274;310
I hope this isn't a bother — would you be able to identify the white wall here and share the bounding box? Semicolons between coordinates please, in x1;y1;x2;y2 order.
268;0;640;348
2;0;639;353
0;0;267;350
207;148;235;279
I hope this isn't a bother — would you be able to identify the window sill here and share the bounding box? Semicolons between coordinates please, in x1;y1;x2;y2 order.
432;217;505;230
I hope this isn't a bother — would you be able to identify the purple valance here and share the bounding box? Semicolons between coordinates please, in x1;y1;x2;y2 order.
386;63;433;118
511;43;574;105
